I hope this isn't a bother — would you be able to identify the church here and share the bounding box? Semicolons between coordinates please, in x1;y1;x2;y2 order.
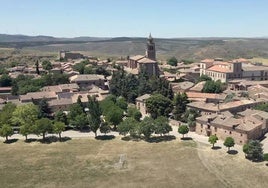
126;34;159;77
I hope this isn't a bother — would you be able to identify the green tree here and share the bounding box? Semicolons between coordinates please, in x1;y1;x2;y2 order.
87;96;102;137
167;57;178;66
243;143;249;158
105;106;123;130
54;110;68;125
0;102;16;125
35;60;40;75
223;137;235;152
140;117;154;140
0;74;12;87
0;124;13;141
42;60;53;71
245;140;263;161
12;104;39;141
145;94;173;119
197;74;212;82
34;118;53;140
99;121;111;135
37;98;51;118
68;103;86;130
118;118;137;136
127;106;142;121
173;93;189;121
202;80;223;93
71;114;88;131
154;116;172;136
53;121;65;141
116;97;128;110
178;125;189;138
208;135;218;148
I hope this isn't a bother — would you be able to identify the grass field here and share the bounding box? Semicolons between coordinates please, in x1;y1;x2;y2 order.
0;138;268;188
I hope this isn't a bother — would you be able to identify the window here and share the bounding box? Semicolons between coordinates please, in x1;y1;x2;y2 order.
215;127;217;132
240;141;242;144
229;131;232;134
201;124;203;128
240;134;243;137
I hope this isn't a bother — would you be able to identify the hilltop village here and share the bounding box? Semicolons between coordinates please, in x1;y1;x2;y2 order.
0;34;268;161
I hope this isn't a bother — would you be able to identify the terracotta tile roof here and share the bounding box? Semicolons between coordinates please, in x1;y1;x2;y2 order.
207;65;232;73
129;55;145;61
137;57;157;64
186;92;225;100
20;92;58;102
136;94;151;101
69;74;105;82
201;59;214;63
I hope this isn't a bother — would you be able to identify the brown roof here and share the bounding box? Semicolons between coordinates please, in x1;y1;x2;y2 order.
201;59;214;63
136;94;151;101
48;98;73;106
129;55;145;61
20;91;57;101
137;57;157;64
69;74;105;82
207;65;232;73
186;92;226;100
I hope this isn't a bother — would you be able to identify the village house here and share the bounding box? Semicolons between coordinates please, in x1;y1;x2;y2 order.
195;111;263;144
136;94;151;117
41;83;80;94
59;51;84;60
187;98;266;115
69;74;106;90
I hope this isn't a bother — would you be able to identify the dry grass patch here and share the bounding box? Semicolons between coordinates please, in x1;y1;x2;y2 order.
1;138;268;188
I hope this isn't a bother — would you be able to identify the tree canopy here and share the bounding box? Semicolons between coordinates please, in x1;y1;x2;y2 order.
202;80;223;93
145;94;173;119
178;125;189;138
167;57;178;66
223;137;235;152
243;140;263;161
208;135;218;148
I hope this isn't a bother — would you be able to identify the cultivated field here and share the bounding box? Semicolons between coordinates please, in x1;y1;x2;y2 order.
0;138;267;188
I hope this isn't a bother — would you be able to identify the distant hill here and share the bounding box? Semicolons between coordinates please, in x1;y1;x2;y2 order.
1;34;268;61
0;34;110;43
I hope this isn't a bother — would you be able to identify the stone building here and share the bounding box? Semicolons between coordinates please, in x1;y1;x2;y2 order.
136;94;151;117
59;51;84;60
200;58;268;82
69;74;106;90
195;111;263;145
126;34;159;77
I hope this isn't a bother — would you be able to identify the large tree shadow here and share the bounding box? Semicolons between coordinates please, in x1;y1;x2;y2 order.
121;136;141;142
95;135;115;140
212;146;222;150
181;137;193;141
146;135;176;143
4;139;18;144
227;150;238;155
25;136;71;144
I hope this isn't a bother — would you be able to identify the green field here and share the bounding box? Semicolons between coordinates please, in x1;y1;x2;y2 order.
0;138;268;188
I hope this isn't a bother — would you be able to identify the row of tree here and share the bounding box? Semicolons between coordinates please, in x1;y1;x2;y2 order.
118;116;172;140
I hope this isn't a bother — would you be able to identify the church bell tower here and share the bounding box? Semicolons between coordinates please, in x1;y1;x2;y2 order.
145;33;156;60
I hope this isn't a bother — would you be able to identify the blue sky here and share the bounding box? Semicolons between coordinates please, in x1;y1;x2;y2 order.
0;0;267;38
